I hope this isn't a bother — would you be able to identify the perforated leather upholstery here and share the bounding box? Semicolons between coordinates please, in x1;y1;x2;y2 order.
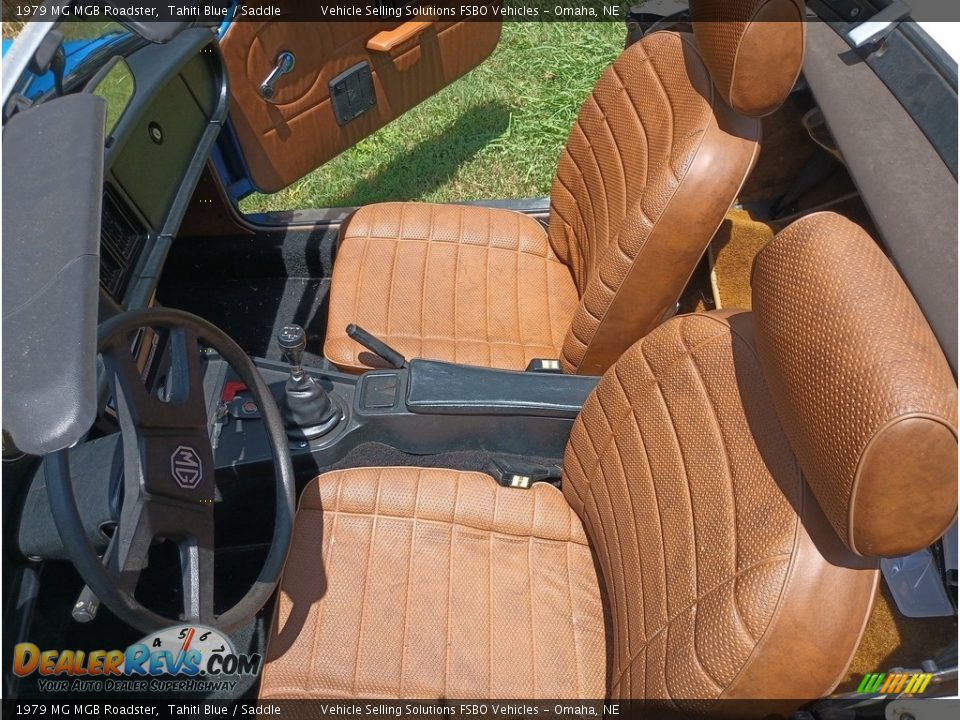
551;31;759;375
690;0;806;117
259;468;607;699
325;23;783;374
563;312;877;706
752;213;958;557
325;203;579;373
269;213;956;704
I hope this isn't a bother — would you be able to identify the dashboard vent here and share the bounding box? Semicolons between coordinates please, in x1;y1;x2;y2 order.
99;187;147;300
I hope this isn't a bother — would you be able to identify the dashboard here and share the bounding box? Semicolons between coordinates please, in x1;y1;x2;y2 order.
86;29;230;395
96;29;228;312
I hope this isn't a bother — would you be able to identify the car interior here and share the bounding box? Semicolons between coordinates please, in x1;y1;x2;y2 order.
2;0;957;714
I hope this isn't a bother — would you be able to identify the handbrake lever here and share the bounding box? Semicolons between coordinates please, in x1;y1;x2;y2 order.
346;324;407;369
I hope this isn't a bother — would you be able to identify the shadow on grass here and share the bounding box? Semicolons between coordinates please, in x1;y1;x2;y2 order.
335;100;512;207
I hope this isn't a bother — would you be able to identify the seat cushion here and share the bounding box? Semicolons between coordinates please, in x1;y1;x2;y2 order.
259;467;607;699
324;202;580;372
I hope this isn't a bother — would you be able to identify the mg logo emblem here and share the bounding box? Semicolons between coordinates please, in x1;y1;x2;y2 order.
171;445;202;489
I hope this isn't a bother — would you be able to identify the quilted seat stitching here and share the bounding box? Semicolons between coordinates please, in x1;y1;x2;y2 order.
350;470;376;695
567;55;715;366
513;223;521;351
264;463;607;700
607;371;641;654
566;315;804;699
441;474;461;697
593;89;632;224
338;332;560;348
304;473;346;695
575;111;612;246
452;208;463;363
560;135;600;251
384;228;401;342
397;470;421;695
684;344;758;643
567;323;740;505
527;495;537;696
609;553;793;691
327;212;578;367
340;231;553;258
304;508;590;547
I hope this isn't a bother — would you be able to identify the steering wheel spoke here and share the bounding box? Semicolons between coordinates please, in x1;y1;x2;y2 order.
102;325;209;431
106;327;217;508
46;308;296;634
179;531;216;625
101;330;154;415
109;499;158;593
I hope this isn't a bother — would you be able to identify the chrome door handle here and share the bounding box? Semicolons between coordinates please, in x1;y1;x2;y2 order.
260;51;296;102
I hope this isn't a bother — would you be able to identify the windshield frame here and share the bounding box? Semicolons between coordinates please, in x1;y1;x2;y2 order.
2;8;148;113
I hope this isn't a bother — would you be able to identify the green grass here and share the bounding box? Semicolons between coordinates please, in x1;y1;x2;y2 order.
91;58;135;135
240;22;623;213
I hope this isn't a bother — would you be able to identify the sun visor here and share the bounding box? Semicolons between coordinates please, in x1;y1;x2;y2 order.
2;93;106;455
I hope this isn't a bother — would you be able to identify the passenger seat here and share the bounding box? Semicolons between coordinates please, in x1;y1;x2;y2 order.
325;0;806;375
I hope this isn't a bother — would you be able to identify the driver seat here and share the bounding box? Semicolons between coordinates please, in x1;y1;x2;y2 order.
260;214;958;703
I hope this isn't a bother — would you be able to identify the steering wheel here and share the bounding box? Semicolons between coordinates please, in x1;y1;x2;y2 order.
45;308;296;634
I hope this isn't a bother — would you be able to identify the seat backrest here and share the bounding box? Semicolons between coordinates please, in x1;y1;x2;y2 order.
550;0;806;375
562;212;957;703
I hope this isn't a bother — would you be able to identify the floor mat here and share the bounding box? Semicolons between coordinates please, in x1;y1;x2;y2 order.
157;222;340;366
708;209;775;311
706;196;879;313
159;277;331;366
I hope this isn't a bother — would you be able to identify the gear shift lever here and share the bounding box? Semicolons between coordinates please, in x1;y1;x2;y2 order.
277;325;341;439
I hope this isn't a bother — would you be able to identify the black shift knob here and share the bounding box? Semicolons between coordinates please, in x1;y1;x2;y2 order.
276;324;340;439
278;325;306;371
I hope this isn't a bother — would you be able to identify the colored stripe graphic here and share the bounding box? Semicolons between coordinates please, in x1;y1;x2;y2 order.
857;672;933;695
857;673;885;693
917;674;933;693
880;673;903;693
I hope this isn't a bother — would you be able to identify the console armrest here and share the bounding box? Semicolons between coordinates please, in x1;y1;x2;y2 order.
406;360;598;418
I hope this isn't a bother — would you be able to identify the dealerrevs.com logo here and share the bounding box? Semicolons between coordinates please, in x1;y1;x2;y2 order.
13;625;261;693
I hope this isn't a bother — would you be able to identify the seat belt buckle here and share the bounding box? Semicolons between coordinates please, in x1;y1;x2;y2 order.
504;473;532;489
526;358;563;373
489;458;562;489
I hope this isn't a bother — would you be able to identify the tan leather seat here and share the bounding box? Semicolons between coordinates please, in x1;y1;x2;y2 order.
324;203;581;373
259;467;607;698
264;213;958;704
325;0;807;375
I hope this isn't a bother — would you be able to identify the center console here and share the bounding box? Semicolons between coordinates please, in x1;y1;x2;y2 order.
209;345;598;483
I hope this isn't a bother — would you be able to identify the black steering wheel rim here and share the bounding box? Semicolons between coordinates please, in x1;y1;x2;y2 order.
45;307;296;634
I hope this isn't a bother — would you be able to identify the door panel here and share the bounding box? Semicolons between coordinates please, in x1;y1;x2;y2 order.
220;7;501;193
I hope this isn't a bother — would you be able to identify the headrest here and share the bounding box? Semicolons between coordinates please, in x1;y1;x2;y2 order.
752;212;958;558
689;0;806;117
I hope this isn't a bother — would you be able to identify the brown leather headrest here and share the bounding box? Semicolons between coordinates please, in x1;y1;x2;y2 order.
689;0;806;117
752;212;958;558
